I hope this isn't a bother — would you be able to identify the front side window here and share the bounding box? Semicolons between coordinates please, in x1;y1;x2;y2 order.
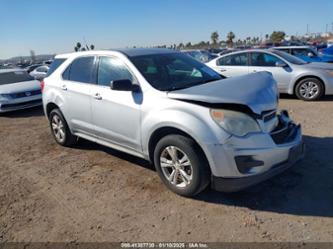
130;53;223;91
66;56;95;83
97;57;133;86
291;48;317;57
250;52;284;67
217;53;248;66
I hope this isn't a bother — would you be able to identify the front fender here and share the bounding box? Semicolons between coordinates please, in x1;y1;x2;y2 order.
141;108;230;166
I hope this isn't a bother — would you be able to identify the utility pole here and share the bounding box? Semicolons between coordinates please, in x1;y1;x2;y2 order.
306;24;309;35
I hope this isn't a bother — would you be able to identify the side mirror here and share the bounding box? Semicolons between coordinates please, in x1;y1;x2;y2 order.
275;61;287;67
307;52;314;57
110;79;139;91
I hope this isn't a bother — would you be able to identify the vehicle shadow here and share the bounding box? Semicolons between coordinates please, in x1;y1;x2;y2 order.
195;135;333;218
74;134;333;217
280;93;333;101
0;106;44;118
74;138;154;171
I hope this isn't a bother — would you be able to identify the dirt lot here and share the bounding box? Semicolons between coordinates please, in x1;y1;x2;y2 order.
0;95;333;242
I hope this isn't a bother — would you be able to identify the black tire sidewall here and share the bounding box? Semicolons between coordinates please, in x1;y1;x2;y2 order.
295;78;324;101
153;135;210;197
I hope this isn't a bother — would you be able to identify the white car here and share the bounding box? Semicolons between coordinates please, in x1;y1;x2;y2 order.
0;69;42;112
30;65;49;80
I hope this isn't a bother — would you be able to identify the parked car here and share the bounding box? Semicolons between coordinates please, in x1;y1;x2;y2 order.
181;49;217;63
43;49;304;196
319;45;333;57
24;64;43;73
206;49;333;100
273;46;333;63
30;65;49;80
0;69;42;112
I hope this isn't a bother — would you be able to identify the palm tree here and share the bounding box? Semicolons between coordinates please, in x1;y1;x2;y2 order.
226;31;235;47
211;31;219;48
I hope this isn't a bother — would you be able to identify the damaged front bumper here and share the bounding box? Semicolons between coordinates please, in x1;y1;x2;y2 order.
210;110;305;192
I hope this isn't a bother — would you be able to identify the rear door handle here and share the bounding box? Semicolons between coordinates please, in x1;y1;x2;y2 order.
94;93;102;100
61;85;67;91
219;69;227;72
253;70;257;73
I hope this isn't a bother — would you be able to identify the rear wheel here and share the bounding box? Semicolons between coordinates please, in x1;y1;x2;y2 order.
49;109;77;147
295;78;324;101
154;135;210;197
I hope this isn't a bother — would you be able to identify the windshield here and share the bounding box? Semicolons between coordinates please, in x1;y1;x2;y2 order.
130;53;223;91
271;50;307;65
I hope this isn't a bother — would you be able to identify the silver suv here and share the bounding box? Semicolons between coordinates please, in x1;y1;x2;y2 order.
43;48;304;196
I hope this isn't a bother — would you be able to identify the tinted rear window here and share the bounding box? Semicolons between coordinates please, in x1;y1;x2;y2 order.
0;71;34;85
46;59;65;77
67;57;95;83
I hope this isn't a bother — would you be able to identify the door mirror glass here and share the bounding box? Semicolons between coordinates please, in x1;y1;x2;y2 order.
110;79;136;91
307;52;314;57
275;61;287;67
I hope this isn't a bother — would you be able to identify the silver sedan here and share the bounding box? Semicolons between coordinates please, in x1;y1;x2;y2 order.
0;69;42;112
206;49;333;100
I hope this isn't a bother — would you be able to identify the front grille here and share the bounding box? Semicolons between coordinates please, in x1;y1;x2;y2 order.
9;89;41;99
1;99;42;109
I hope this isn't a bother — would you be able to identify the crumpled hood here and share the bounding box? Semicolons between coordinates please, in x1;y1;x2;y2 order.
0;80;41;94
167;71;278;114
301;62;333;70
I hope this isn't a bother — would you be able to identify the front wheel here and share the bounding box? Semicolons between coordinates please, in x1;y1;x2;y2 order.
154;135;210;197
295;78;324;101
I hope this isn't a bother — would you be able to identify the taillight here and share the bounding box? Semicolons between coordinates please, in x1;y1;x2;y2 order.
40;80;45;92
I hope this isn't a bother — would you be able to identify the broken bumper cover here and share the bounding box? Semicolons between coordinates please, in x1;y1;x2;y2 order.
211;114;305;192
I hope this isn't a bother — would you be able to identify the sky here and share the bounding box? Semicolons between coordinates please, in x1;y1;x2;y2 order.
1;0;333;59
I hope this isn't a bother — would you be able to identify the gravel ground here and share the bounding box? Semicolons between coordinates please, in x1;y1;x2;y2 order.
0;95;332;242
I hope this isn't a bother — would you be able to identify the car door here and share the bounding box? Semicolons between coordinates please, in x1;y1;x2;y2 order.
248;52;293;92
213;52;249;77
61;56;96;136
90;56;142;152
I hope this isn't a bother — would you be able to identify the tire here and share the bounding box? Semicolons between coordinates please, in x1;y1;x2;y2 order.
295;78;324;101
49;109;77;147
153;135;210;197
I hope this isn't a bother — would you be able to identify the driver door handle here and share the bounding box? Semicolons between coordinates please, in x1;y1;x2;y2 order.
61;85;67;91
94;93;102;100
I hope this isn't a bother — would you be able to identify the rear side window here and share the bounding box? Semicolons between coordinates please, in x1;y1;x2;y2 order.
97;57;133;86
217;53;248;66
46;59;65;77
0;71;34;85
64;56;95;83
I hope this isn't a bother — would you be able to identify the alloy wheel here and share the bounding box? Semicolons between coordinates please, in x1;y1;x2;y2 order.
160;146;193;188
51;114;66;143
299;81;319;100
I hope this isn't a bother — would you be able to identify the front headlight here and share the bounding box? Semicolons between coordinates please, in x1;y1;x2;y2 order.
210;109;261;136
326;70;333;77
